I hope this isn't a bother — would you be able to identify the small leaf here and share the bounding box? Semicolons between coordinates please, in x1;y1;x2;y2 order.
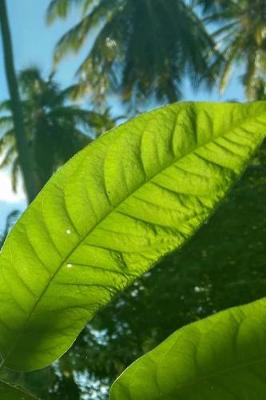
0;379;38;400
0;102;265;371
110;298;266;400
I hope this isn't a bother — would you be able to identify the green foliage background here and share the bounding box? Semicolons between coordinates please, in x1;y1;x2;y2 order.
0;0;266;398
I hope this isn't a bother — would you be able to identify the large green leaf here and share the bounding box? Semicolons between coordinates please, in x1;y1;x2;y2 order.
0;102;265;371
110;297;266;400
0;379;37;399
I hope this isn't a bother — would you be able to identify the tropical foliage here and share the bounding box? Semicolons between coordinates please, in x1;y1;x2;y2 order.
198;0;266;99
61;140;266;399
110;297;266;399
1;1;266;399
47;0;219;103
0;102;265;399
0;68;114;193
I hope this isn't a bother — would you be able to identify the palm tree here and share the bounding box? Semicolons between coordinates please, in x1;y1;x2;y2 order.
0;0;39;202
47;0;220;104
197;0;266;100
0;67;115;191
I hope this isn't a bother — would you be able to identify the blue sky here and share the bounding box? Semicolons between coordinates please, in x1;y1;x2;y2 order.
0;0;245;102
0;0;245;230
0;0;86;100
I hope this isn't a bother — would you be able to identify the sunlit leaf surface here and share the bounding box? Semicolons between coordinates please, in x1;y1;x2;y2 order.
0;102;265;371
110;297;266;400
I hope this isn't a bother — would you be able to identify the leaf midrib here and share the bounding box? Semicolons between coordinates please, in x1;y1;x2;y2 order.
3;108;265;366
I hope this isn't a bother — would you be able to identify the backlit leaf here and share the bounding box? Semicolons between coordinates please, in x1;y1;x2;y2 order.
110;297;266;400
0;102;265;371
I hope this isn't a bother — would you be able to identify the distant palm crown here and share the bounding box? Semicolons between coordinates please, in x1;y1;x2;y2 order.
47;0;219;103
198;0;266;99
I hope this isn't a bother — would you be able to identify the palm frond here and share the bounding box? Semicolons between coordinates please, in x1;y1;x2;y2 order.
219;35;244;92
82;0;96;14
0;144;16;169
53;14;92;64
53;0;116;65
197;0;239;15
0;129;15;151
47;0;83;24
59;82;93;100
0;116;13;131
0;100;12;113
212;21;238;38
1;66;111;189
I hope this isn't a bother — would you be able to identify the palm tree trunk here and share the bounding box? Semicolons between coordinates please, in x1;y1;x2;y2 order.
0;0;39;203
